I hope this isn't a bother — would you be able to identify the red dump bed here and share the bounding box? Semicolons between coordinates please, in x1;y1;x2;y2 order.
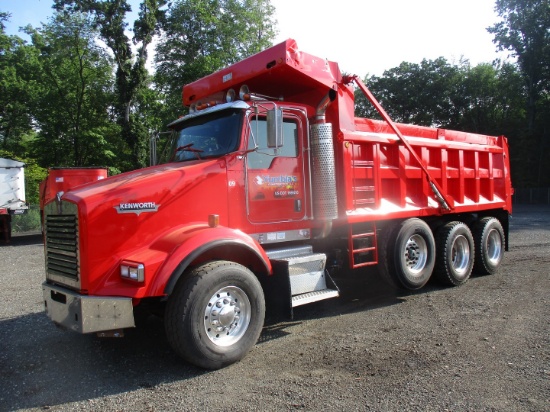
338;117;512;221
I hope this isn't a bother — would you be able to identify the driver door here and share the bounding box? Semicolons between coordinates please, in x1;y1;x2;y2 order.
246;112;307;224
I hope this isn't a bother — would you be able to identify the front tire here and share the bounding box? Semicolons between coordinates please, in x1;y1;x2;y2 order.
165;261;265;370
434;221;474;286
384;218;436;290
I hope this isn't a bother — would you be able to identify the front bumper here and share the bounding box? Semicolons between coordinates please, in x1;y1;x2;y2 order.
42;282;135;333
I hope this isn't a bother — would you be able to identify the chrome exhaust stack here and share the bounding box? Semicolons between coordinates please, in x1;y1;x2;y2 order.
311;89;338;237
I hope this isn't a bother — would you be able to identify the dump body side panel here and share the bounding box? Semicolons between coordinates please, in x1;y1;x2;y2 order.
336;118;512;223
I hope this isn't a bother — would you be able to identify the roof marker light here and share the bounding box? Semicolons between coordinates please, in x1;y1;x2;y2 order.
225;89;236;102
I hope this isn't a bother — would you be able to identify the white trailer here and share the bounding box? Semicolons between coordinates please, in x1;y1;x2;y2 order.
0;158;28;242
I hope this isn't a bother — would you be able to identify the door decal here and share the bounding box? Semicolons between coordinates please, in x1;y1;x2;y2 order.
251;174;300;200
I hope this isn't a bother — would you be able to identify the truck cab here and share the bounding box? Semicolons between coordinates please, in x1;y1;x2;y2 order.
164;99;316;238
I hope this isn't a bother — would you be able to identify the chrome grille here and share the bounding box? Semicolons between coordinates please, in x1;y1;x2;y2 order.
46;214;79;282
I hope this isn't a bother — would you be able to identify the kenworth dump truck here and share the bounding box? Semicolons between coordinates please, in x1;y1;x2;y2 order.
42;39;513;369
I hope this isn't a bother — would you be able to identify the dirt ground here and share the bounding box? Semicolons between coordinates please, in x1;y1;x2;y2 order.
0;205;548;411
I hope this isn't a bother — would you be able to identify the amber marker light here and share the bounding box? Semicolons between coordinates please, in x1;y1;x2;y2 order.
208;214;220;228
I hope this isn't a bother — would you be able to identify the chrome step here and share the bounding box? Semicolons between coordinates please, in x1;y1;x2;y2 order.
292;289;340;308
270;251;340;309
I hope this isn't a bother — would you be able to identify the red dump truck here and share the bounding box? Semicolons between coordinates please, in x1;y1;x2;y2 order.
42;39;513;369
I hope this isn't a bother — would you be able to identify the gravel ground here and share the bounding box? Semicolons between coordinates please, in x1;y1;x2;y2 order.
0;205;548;411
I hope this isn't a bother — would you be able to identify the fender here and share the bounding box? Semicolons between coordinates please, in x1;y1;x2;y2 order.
146;224;272;297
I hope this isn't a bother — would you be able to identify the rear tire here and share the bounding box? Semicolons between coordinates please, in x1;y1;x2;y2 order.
165;261;265;370
383;218;435;290
434;221;474;286
473;217;505;275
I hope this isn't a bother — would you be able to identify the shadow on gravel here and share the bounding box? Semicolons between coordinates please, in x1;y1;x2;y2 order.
0;232;43;247
4;206;548;410
510;204;550;231
0;266;426;411
0;310;207;411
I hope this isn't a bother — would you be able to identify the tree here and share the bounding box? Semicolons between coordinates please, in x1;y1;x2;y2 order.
54;0;167;170
0;11;8;31
356;58;462;127
449;62;525;135
488;0;550;186
0;13;38;156
488;0;549;131
154;0;277;127
24;12;120;168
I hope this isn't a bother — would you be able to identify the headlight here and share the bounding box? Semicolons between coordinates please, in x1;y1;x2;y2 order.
120;261;145;282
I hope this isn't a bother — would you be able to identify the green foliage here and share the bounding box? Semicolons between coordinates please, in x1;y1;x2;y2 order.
22;12;122;169
54;0;167;171
154;0;277;128
0;22;40;157
488;0;550;186
11;207;41;233
356;58;462;127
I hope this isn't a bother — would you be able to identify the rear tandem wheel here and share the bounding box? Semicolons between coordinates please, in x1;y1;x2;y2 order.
473;217;505;275
434;221;475;286
382;218;436;290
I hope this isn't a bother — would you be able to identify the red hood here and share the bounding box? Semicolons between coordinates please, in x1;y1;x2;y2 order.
62;159;229;293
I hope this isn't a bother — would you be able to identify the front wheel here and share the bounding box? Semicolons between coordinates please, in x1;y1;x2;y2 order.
165;261;265;370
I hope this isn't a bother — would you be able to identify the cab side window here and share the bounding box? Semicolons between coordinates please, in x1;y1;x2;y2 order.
247;118;298;169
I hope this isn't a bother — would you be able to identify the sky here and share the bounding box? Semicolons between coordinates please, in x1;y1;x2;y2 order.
2;0;508;76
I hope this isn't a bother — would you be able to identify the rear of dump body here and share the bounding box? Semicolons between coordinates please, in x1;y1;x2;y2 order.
0;158;27;243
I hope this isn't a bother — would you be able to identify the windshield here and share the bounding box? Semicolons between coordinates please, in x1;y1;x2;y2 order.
168;109;243;162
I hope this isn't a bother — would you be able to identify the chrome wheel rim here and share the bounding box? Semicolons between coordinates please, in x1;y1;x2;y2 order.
486;229;503;265
404;234;428;276
204;286;251;347
451;235;471;276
